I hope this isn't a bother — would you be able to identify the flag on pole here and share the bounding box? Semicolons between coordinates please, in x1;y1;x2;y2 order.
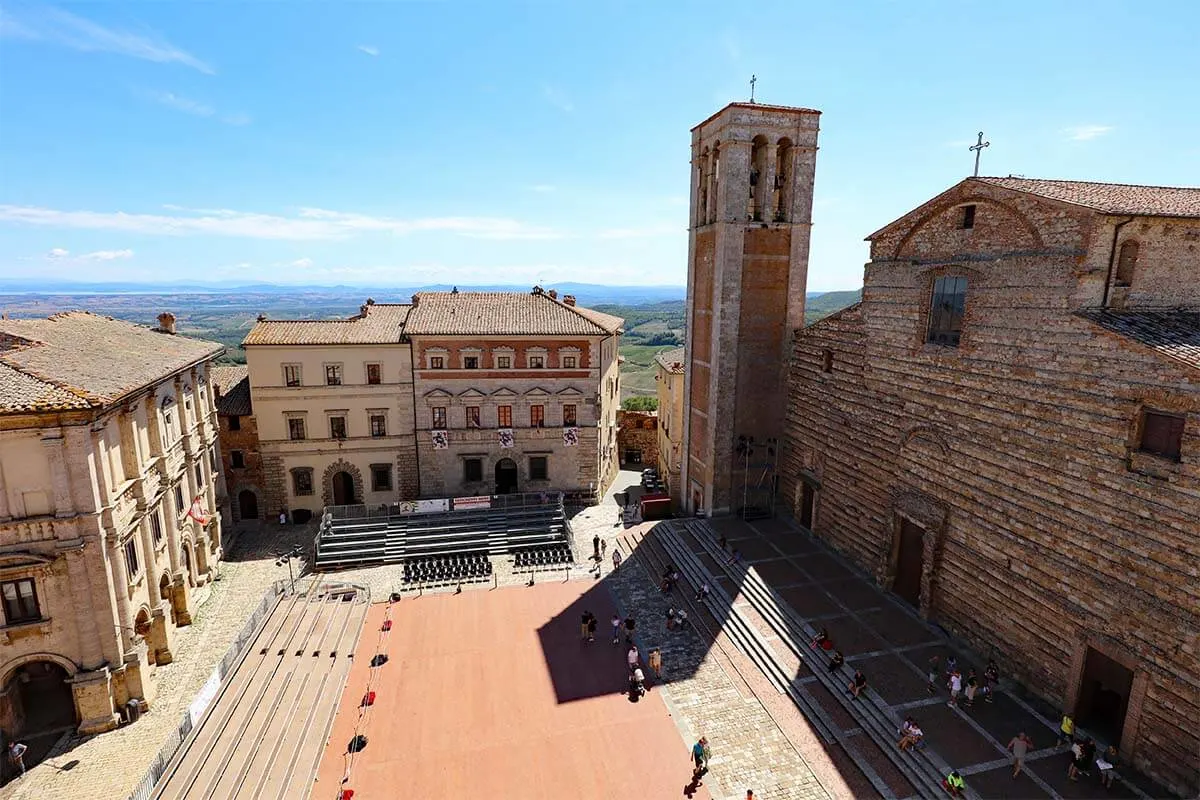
187;495;212;525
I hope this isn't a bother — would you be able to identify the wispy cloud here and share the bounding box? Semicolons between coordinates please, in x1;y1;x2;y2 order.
357;44;379;56
1063;124;1113;142
1;204;562;241
1;6;213;74
144;90;250;125
542;85;574;113
44;247;133;261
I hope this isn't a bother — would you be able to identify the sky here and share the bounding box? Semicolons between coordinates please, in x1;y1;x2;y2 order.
1;1;1198;292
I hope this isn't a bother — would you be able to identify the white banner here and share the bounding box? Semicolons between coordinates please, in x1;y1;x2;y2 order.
393;498;450;515
453;496;492;511
188;668;221;726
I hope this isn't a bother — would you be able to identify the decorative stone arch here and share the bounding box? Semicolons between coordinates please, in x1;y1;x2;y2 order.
892;195;1045;261
884;487;949;619
231;483;262;522
0;652;78;685
322;459;364;507
900;425;951;458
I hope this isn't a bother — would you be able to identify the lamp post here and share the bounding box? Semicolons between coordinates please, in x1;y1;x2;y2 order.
275;545;303;595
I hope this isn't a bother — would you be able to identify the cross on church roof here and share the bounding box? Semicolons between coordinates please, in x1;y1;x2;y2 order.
970;132;990;177
749;74;756;103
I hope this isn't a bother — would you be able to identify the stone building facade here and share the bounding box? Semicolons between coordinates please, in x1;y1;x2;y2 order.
0;312;224;744
242;302;418;522
682;102;820;516
616;410;658;469
211;366;264;526
655;347;685;505
780;177;1200;795
241;289;623;511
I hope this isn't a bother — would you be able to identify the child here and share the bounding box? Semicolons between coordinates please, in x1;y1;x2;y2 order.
947;669;962;707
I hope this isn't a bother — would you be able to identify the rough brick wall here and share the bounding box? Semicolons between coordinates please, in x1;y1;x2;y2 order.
218;414;263;522
782;184;1199;796
616;410;659;467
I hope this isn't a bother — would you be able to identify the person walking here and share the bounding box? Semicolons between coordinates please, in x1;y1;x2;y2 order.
691;737;710;784
632;665;646;695
983;659;999;703
580;610;592;642
1007;732;1033;778
1057;712;1075;746
623;615;636;643
593;534;601;560
610;614;622;645
627;645;640;671
612;549;622;571
600;539;607;560
8;741;28;779
947;669;962;707
926;654;941;694
848;669;868;699
586;613;597;642
615;505;623;526
964;668;978;707
649;648;663;680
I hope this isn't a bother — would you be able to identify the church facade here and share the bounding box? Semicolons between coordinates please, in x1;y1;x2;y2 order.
780;177;1199;795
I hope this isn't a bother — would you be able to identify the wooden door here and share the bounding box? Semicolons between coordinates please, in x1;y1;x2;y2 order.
893;519;925;607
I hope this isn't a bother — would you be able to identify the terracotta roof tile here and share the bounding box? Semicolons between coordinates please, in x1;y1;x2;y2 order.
0;312;223;413
405;291;623;336
976;177;1200;218
1077;309;1200;371
242;303;410;346
211;365;252;416
655;346;686;374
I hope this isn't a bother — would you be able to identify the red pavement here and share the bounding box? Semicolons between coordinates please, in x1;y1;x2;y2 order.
314;581;711;800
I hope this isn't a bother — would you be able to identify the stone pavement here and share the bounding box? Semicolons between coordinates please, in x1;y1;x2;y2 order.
0;523;312;800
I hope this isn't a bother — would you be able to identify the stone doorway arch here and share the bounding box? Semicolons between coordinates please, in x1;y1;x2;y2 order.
322;460;363;506
0;659;76;741
331;472;355;506
495;458;518;494
238;489;259;521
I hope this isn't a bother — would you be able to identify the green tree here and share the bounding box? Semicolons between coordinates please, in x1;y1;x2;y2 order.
622;396;659;411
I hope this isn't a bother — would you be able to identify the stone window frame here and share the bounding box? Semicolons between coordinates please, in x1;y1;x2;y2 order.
914;265;979;354
230;450;246;469
959;204;977;230
465;406;481;428
557;346;582;369
194;463;204;490
820;348;833;373
282;363;302;387
526;347;548;369
530;404;545;428
462;457;484;483
228;414;242;431
1135;408;1185;462
123;535;141;579
492;346;514;369
497;404;513;428
562;403;577;427
365;362;383;385
370;463;393;492
0;577;41;625
432;406;447;430
368;410;388;438
424;347;449;370
173;483;185;518
324;363;344;386
528;455;549;481
328;414;348;440
459;347;483;370
926;275;968;347
291;467;315;496
1115;239;1139;287
286;414;307;441
149;507;164;544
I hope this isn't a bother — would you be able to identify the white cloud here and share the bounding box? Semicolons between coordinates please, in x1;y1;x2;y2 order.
541;85;574;113
144;90;250;125
1;6;214;74
357;44;379;56
0;204;562;241
84;249;133;261
47;247;70;258
1064;125;1113;142
291;257;314;267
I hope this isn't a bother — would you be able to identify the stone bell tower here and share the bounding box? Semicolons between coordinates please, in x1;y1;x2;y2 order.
681;102;820;516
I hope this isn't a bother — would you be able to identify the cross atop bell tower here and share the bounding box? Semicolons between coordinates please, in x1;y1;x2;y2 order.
682;101;821;517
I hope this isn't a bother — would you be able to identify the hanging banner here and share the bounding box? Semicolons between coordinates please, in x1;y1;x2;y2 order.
431;429;449;449
562;427;579;447
453;496;491;511
392;498;450;516
498;428;514;448
187;495;212;524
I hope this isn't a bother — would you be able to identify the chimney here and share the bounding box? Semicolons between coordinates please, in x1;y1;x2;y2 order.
411;294;420;306
257;313;268;322
548;289;558;300
366;297;375;305
531;285;543;295
563;294;576;307
157;312;177;334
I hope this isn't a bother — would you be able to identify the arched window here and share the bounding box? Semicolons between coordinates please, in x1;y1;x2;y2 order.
709;141;721;223
1115;240;1138;287
696;148;710;226
749;135;769;221
773;138;794;222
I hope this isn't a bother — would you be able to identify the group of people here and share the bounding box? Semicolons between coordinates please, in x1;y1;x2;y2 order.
810;628;868;699
624;643;663;700
926;654;1000;708
1059;714;1120;788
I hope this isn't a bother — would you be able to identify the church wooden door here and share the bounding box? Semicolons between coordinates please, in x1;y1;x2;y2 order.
893;519;925;607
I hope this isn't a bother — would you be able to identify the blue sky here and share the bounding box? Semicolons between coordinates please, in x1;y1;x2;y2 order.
1;1;1198;291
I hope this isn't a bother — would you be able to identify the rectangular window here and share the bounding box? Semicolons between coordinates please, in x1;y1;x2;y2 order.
498;405;512;428
463;356;479;369
529;456;548;481
194;463;204;489
497;356;511;369
463;458;483;482
371;464;393;492
1140;411;1185;461
173;484;184;515
288;418;307;440
370;414;387;438
960;204;976;230
530;405;545;428
228;415;241;431
284;365;302;387
366;363;382;384
209;446;218;471
465;406;481;428
927;276;968;347
293;469;314;496
325;364;342;386
562;404;577;426
150;510;163;544
432;407;447;429
430;356;445;369
1;579;40;624
123;537;140;578
330;416;347;439
231;450;246;469
528;355;545;369
563;355;577;368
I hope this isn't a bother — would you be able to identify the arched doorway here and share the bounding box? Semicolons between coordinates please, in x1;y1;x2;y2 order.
1;661;76;739
181;544;195;587
238;490;259;520
495;458;518;495
332;471;355;505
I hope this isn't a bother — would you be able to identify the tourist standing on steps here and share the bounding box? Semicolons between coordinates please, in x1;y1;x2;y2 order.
649;647;663;679
8;741;27;779
691;737;710;783
947;669;963;707
610;614;622;645
1007;732;1033;778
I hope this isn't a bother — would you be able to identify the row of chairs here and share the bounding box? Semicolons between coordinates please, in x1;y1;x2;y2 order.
402;553;492;584
512;544;574;570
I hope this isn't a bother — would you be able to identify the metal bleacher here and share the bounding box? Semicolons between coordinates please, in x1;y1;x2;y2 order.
314;492;573;576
